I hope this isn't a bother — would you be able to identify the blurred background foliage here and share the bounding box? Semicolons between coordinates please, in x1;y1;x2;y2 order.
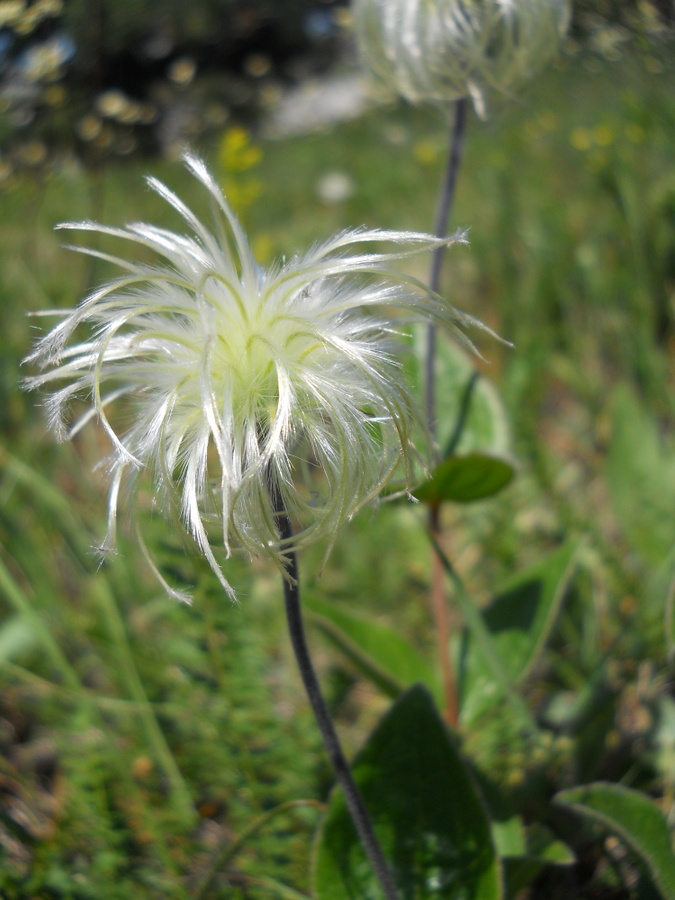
0;0;673;169
0;0;351;166
1;0;675;898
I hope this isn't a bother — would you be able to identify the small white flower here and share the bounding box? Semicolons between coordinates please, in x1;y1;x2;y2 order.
24;154;488;600
354;0;570;118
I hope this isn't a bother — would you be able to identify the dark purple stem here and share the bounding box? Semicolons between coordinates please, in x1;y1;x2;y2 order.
274;498;400;900
425;98;468;440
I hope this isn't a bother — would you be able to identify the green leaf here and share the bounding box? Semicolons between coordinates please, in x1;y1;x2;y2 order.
431;341;511;457
304;596;438;700
554;782;675;900
414;453;515;505
501;824;575;899
0;614;39;663
525;823;575;866
459;542;579;725
312;685;502;900
431;537;537;733
606;384;675;566
491;815;526;858
652;694;675;786
247;876;312;899
0;554;80;690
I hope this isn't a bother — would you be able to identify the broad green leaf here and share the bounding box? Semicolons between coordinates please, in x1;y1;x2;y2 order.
431;340;511;457
554;782;675;900
312;685;502;900
305;596;438;700
459;542;579;725
414;453;515;506
606;384;675;566
406;332;510;457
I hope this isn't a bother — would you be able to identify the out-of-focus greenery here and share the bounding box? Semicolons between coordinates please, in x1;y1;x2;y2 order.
0;0;671;177
1;29;674;900
572;0;675;34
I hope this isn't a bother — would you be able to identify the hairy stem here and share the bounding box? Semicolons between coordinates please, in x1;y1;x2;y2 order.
273;495;400;900
425;99;468;726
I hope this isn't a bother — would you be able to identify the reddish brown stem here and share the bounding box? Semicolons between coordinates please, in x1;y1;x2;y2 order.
425;100;467;727
430;505;458;725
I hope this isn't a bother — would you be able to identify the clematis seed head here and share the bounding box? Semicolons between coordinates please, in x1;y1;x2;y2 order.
24;154;491;600
354;0;571;118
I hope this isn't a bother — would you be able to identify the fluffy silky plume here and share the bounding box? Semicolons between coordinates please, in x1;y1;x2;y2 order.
23;152;504;600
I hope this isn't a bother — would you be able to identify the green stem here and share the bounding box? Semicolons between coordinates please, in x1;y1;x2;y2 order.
193;799;323;898
0;551;80;690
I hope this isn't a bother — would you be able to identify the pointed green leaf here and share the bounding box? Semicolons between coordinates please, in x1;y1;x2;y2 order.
305;596;438;700
652;694;675;786
459;542;579;725
247;876;311;899
313;685;502;900
501;857;544;899
554;782;675;900
606;384;675;566
491;815;526;858
525;824;575;866
414;453;515;506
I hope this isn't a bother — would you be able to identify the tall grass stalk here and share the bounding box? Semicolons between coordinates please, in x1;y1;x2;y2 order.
92;578;195;823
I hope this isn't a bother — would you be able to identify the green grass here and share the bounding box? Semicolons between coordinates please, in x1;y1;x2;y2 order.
1;42;674;898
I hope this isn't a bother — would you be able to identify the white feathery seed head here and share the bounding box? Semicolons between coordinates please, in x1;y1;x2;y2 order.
24;154;490;601
354;0;571;118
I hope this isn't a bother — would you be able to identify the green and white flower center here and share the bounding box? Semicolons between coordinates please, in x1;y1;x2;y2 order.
206;293;321;429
